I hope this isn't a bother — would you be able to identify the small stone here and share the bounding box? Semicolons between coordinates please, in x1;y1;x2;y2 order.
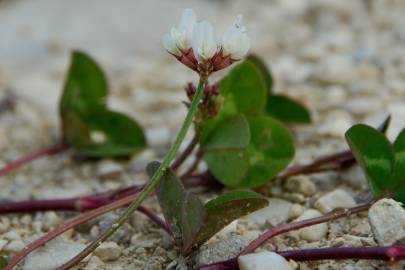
4;239;24;252
43;211;60;229
368;199;405;245
2;230;20;240
0;239;8;251
94;241;122;261
288;204;305;220
339;166;367;188
238;251;293;270
248;198;291;226
315;189;356;213
145;127;171;147
216;220;238;238
96;160;123;180
23;238;85;270
294;209;328;241
317;111;353;138
85;256;105;270
193;235;249;267
0;217;10;233
285;175;316;196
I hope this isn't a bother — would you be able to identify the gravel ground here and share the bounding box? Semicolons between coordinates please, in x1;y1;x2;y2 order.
0;0;405;269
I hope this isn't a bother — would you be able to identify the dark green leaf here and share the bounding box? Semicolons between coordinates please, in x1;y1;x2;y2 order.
60;51;146;157
181;193;206;254
345;124;395;196
60;50;107;116
246;54;273;92
377;115;391;134
0;256;8;268
240;116;295;187
149;161;187;242
74;110;146;157
220;61;267;116
192;190;267;248
266;94;311;124
201;115;250;187
392;129;405;203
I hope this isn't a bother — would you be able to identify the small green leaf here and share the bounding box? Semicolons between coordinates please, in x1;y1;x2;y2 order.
240;116;295;187
201;115;250;187
0;256;8;268
392;129;405;203
75;110;146;157
246;54;273;92
149;161;187;242
220;61;267;116
60;50;107;116
60;51;146;157
193;190;268;249
345;124;395;196
181;193;206;254
266;94;311;124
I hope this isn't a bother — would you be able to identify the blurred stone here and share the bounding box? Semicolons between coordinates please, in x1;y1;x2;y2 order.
293;209;328;241
315;189;357;213
94;241;122;261
238;251;293;270
285;175;316;196
247;198;292;226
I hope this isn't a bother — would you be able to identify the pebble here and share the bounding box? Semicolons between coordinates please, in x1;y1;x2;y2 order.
96;160;123;180
23;238;86;270
94;241;122;261
145;127;171;147
293;209;328;241
339;166;367;188
193;235;250;267
238;251;293;270
314;189;357;213
284;175;316;196
317;111;353;138
4;239;25;252
216;220;238;238
0;239;7;251
368;199;405;245
247;198;292;226
85;256;105;270
288;204;305;220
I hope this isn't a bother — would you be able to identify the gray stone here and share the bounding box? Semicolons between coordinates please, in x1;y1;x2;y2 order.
193;235;250;268
368;199;405;245
247;198;291;226
94;241;122;261
315;189;357;213
294;209;328;241
238;251;293;270
285;175;316;196
23;238;86;270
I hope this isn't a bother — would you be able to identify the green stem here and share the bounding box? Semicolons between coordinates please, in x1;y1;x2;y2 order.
56;78;206;270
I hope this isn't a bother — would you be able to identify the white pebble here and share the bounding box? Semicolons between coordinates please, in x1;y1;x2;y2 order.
238;251;293;270
315;189;356;213
248;198;291;226
294;209;328;241
368;199;405;245
5;239;25;252
94;241;122;261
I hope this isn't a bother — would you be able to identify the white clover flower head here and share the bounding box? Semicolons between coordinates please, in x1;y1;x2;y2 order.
163;9;250;78
222;15;250;60
192;20;218;62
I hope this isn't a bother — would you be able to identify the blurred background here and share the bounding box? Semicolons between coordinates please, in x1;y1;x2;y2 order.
0;0;404;140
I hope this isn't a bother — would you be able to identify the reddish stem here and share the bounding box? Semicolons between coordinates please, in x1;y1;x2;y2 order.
199;246;405;270
278;246;405;261
198;201;375;270
2;192;170;270
0;144;69;178
278;149;354;179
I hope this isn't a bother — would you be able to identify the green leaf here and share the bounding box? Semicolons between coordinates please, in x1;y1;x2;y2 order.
345;124;395;196
246;54;273;92
192;190;267;247
201;115;250;187
60;51;146;157
60;50;107;116
239;116;295;187
181;193;206;254
74;110;146;157
0;256;8;268
266;94;311;124
220;61;267;116
392;129;405;203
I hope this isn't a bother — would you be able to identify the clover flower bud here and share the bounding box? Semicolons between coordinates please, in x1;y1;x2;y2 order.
163;9;250;79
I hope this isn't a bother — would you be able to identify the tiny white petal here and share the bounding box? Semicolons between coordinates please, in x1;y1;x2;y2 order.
192;20;218;62
163;34;181;56
221;14;250;60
